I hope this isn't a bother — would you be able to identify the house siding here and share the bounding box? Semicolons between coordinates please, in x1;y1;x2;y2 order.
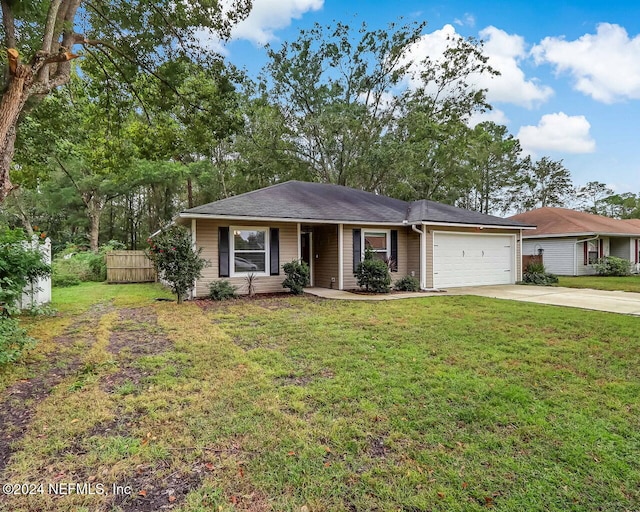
406;229;421;282
522;238;577;276
425;226;521;288
610;237;633;260
341;225;409;290
313;225;339;289
194;219;298;296
577;238;610;276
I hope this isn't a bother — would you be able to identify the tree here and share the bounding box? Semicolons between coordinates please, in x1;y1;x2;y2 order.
463;122;523;214
146;226;208;304
600;193;640;219
509;156;574;212
261;20;494;191
576;181;614;215
0;0;251;202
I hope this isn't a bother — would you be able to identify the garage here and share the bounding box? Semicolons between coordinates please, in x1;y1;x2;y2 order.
433;232;515;288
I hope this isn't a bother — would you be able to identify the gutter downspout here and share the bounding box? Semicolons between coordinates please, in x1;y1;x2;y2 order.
412;224;426;290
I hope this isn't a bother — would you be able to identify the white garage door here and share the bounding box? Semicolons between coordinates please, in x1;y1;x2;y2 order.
433;232;515;288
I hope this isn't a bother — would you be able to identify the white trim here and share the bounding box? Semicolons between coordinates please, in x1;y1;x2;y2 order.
361;228;391;260
297;223;301;261
229;226;270;277
338;224;344;290
518;229;523;282
524;232;640;239
178;212;531;231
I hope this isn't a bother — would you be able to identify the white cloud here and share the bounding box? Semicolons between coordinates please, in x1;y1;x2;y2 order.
405;25;552;109
517;112;596;155
479;26;553;108
532;23;640;103
231;0;324;46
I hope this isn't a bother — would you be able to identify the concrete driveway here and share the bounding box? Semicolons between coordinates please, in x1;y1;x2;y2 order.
449;285;640;316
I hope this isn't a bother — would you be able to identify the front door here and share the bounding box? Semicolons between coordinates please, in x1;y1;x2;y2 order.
301;232;313;286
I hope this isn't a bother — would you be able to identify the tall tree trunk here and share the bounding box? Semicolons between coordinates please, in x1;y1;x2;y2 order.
0;69;31;201
85;195;102;252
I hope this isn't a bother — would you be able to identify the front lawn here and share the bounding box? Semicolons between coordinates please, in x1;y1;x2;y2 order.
558;275;640;293
1;284;639;511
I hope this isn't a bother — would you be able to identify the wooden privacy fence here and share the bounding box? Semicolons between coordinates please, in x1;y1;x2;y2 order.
106;251;156;284
523;254;543;270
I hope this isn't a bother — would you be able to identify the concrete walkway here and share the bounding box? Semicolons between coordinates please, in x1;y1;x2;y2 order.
304;285;640;316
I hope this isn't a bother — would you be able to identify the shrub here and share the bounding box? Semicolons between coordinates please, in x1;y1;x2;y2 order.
595;256;631;277
282;260;310;295
52;272;81;287
356;249;391;293
208;280;238;301
526;260;545;274
0;317;36;366
0;228;51;315
522;271;559;285
146;226;209;303
394;275;420;292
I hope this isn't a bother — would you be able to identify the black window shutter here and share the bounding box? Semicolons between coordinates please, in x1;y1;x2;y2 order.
270;228;280;275
218;227;230;277
390;230;398;272
353;229;361;272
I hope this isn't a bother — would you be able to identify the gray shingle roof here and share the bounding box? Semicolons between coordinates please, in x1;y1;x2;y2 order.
183;181;531;227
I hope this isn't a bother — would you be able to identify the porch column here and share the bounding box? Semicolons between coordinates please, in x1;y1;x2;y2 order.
297;223;301;261
338;224;344;290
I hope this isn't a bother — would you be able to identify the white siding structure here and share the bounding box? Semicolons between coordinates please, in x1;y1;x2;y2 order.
522;238;576;276
19;237;52;309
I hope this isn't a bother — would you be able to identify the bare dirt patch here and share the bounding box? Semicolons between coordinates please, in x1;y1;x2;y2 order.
0;305;111;474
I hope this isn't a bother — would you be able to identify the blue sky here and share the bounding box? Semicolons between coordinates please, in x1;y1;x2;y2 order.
216;0;640;194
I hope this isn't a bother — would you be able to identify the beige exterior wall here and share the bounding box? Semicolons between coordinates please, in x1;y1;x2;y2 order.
312;225;339;289
406;229;421;282
341;225;410;290
194;219;298;296
425;226;522;288
194;218;523;295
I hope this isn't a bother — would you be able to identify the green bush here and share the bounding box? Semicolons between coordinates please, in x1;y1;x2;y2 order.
147;226;209;304
526;260;545;274
394;275;420;292
52;241;126;286
0;317;36;366
522;272;559;285
282;260;310;295
208;280;238;301
0;228;51;315
595;256;631;277
52;271;81;287
356;249;391;293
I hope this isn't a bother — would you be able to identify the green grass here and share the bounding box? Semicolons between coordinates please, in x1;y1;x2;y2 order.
558;275;640;293
2;284;639;511
52;281;173;314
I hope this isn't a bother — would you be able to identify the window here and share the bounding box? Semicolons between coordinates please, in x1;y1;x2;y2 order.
363;231;389;262
232;228;268;275
587;240;598;265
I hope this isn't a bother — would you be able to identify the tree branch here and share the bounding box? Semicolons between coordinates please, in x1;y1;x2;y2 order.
41;0;63;53
1;0;16;49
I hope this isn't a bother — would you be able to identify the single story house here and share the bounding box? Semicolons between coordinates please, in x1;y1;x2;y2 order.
176;181;534;296
508;207;640;276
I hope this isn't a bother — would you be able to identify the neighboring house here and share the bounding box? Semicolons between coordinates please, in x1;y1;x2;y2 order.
508;207;640;276
175;181;532;296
